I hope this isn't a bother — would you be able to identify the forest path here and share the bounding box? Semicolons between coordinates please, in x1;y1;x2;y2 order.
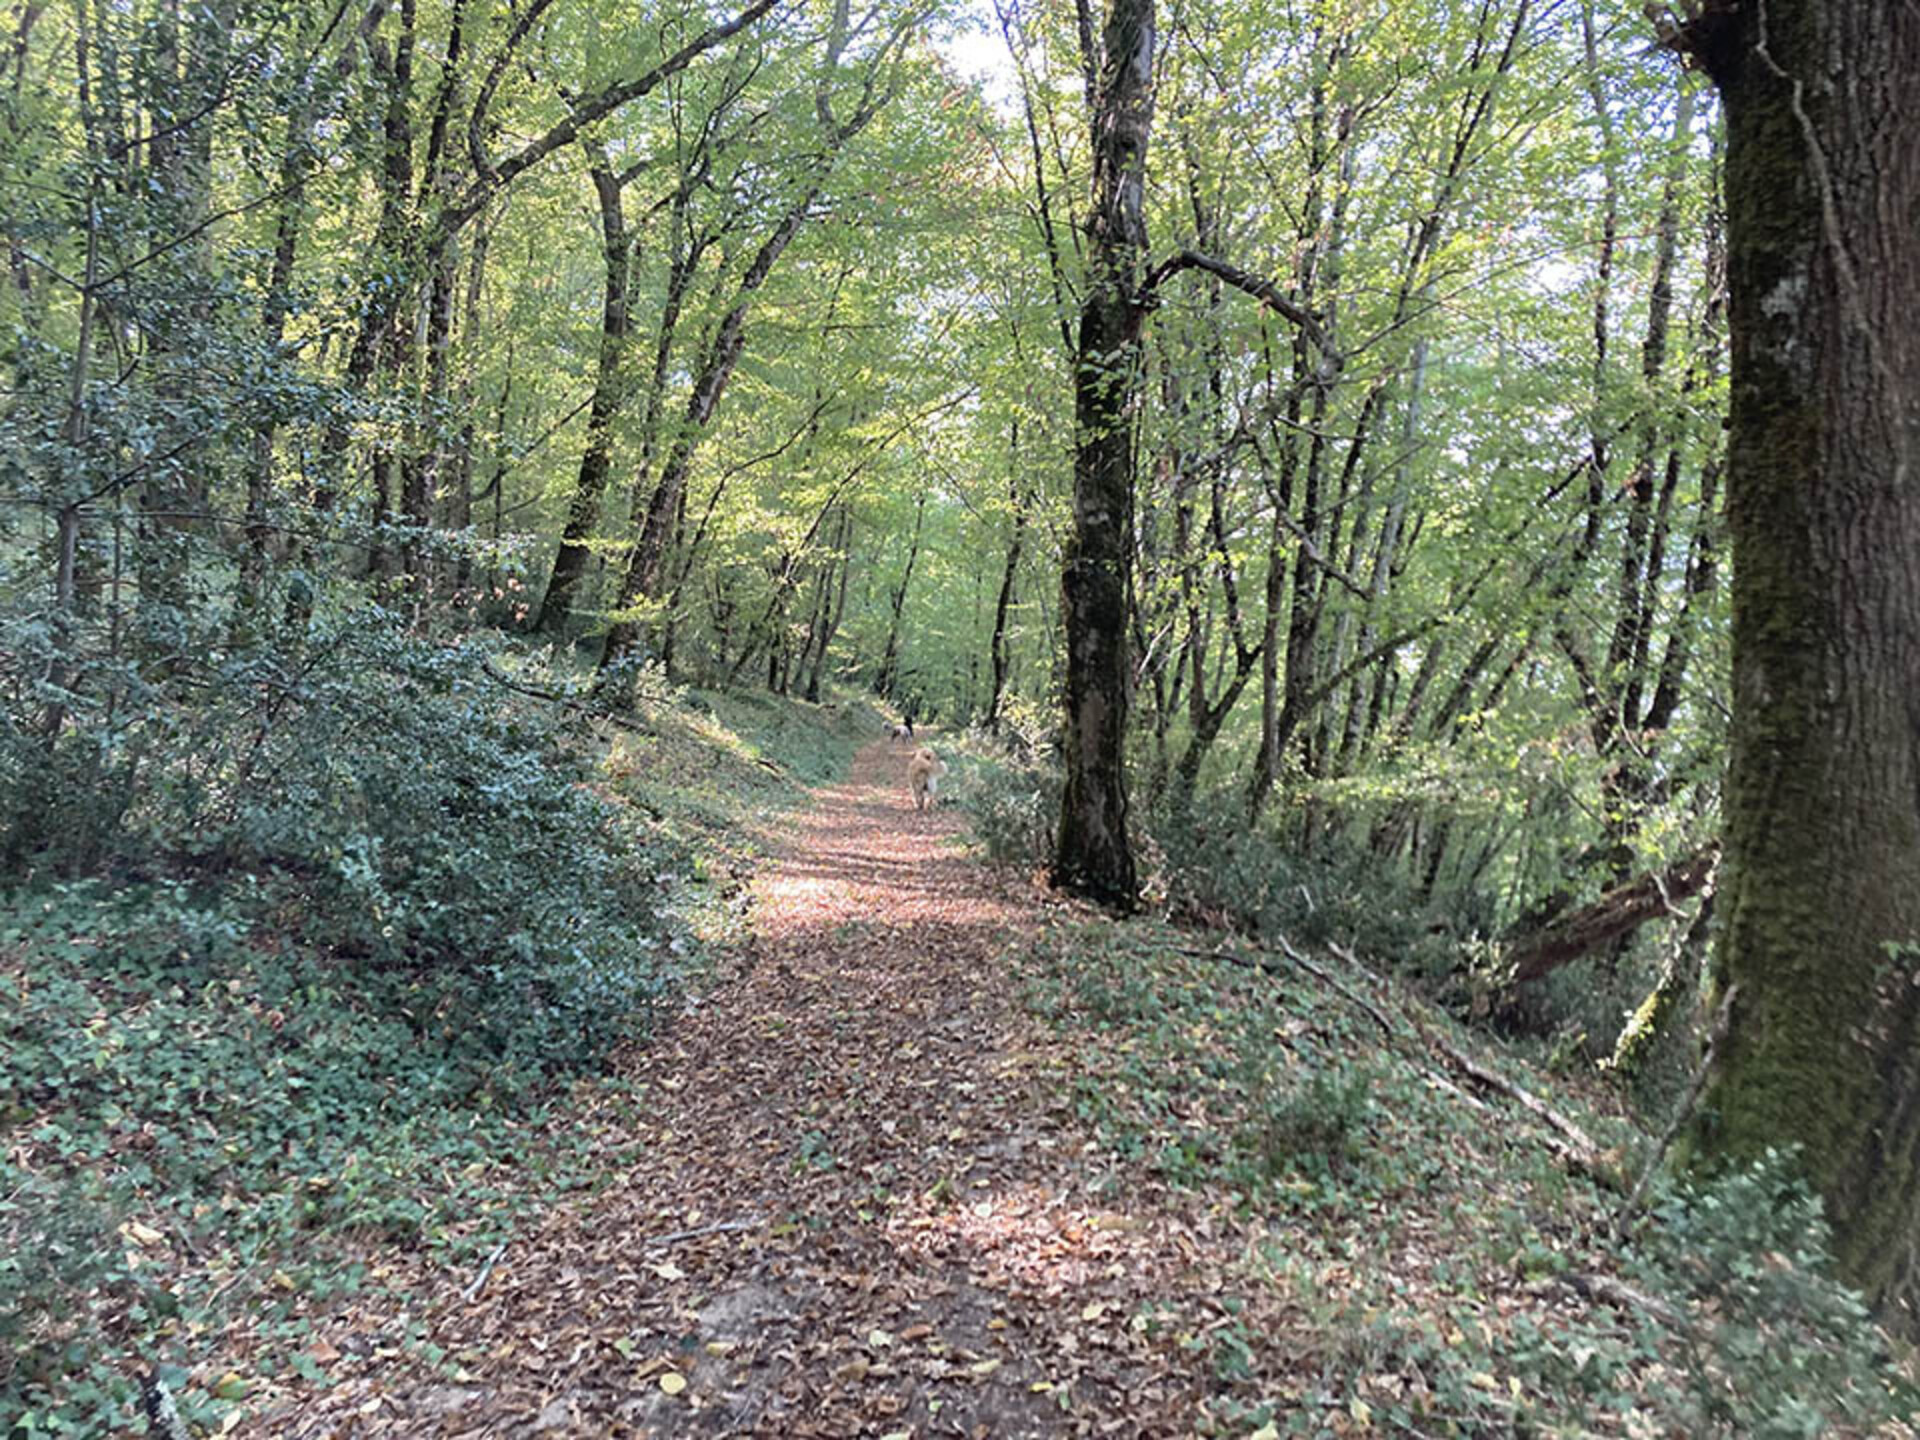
283;738;1217;1438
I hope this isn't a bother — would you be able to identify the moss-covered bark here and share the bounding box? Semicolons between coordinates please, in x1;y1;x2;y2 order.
1687;1;1920;1327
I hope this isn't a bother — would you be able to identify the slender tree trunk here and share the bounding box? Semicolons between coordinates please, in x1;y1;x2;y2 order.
1169;462;1259;808
400;0;468;598
235;30;319;638
1683;1;1920;1326
805;507;852;702
448;212;490;592
1246;56;1332;826
876;490;925;698
985;464;1028;732
1342;336;1427;773
599;186;821;674
3;0;45;322
340;0;417;582
137;0;236;630
536;158;631;631
1245;376;1304;824
1053;0;1153;909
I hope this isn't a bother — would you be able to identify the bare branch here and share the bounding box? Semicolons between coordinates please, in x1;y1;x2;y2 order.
452;0;779;235
1144;248;1339;364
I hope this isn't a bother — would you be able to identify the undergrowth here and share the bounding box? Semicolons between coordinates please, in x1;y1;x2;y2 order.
1020;921;1917;1437
945;729;1059;868
0;627;877;1436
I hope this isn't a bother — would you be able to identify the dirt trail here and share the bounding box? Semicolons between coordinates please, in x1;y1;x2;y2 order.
280;739;1216;1438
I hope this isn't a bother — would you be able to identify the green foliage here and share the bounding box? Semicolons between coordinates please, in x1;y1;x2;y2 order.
1023;925;1405;1207
5;614;682;1067
1623;1152;1916;1435
699;688;879;789
599;680;881;874
1019;922;1915;1436
0;608;873;1430
1242;1062;1374;1181
952;737;1059;867
1149;795;1453;968
0;877;576;1427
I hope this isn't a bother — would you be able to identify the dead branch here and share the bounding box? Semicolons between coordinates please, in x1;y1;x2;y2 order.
1180;937;1398;1038
1422;1021;1603;1160
1561;1270;1688;1329
1183;937;1612;1182
1502;844;1720;986
1325;941;1615;1185
479;658;654;736
462;1240;508;1302
642;1217;762;1248
1142;249;1339;364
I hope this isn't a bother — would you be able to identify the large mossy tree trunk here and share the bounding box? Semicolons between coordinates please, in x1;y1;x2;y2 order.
1684;2;1920;1325
1052;0;1153;910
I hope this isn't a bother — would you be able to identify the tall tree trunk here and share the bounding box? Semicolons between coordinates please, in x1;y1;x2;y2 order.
1053;0;1152;909
1681;1;1920;1326
448;210;490;592
235;13;322;639
3;0;46;322
136;0;236;632
1169;459;1260;808
1244;371;1305;824
332;0;416;582
535;156;631;631
986;462;1028;732
599;184;821;674
876;490;925;699
805;506;852;702
1341;336;1427;773
404;0;470;599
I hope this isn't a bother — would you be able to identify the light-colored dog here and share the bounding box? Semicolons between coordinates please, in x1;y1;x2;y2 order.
907;746;946;810
890;719;915;743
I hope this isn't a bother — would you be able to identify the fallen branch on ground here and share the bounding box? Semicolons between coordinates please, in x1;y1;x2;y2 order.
1180;937;1612;1182
643;1217;763;1248
1177;939;1394;1037
479;658;654;736
1325;940;1615;1184
462;1240;508;1302
1560;1271;1688;1329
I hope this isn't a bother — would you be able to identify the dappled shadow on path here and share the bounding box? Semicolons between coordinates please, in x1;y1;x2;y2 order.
263;739;1209;1438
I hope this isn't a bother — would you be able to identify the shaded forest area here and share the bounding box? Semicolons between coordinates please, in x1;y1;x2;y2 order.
3;0;1917;1430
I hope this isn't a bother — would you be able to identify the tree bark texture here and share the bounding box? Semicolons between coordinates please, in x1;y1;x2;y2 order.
1053;0;1152;910
1686;0;1920;1325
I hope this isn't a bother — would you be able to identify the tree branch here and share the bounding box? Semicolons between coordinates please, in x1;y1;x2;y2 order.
451;0;778;236
1144;248;1338;365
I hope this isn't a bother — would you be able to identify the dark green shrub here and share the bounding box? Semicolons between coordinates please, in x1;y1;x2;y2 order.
955;745;1059;866
1146;796;1448;969
1622;1151;1916;1435
1241;1061;1375;1180
5;613;684;1070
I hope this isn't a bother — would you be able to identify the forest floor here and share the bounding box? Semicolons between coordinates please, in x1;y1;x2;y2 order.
239;734;1909;1439
268;736;1250;1437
